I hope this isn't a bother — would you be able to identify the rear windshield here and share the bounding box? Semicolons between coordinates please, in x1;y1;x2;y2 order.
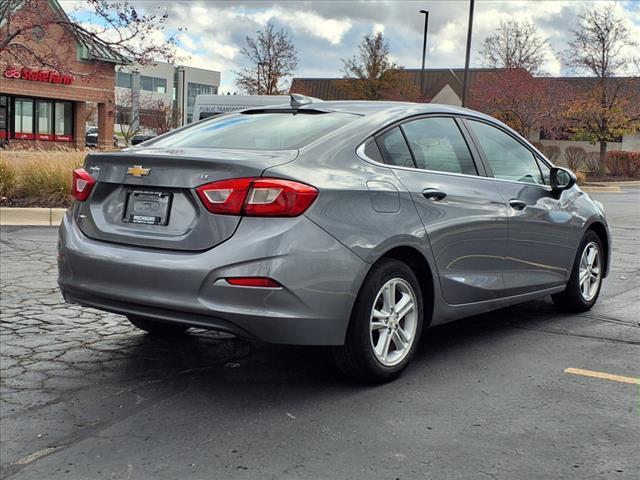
148;112;358;150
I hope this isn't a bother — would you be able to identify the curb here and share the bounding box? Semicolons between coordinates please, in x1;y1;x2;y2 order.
582;181;640;187
580;186;622;193
0;208;67;226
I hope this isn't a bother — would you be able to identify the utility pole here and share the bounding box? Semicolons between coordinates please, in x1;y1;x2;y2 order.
419;10;429;98
256;62;263;95
461;0;475;107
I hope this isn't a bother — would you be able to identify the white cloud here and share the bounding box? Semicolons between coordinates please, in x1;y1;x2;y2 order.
62;0;639;92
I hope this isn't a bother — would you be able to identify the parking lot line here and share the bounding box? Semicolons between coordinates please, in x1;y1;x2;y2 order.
564;367;640;385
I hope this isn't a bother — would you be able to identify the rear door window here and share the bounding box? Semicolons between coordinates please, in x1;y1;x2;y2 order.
401;117;477;175
149;112;357;150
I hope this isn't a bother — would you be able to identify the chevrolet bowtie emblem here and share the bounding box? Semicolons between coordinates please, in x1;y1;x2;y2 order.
126;165;150;177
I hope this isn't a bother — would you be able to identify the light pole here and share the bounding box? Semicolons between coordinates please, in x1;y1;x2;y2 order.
461;0;475;107
257;61;264;95
419;10;429;98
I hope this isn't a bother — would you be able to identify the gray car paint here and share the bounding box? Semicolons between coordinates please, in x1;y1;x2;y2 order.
58;101;611;345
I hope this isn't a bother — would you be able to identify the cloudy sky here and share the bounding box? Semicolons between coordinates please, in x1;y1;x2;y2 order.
63;0;640;93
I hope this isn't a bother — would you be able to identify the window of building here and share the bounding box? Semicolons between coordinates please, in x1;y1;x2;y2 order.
36;100;53;136
116;72;132;89
0;95;8;139
140;75;168;93
401;117;477;175
468;120;544;185
154;77;167;93
54;101;73;137
186;82;218;122
140;75;154;91
14;98;34;134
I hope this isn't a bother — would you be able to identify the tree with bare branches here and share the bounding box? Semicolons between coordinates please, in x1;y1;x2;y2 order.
563;7;639;170
234;23;299;95
479;19;551;74
0;0;180;75
339;32;421;101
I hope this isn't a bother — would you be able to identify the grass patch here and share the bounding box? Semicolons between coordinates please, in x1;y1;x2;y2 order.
0;151;87;207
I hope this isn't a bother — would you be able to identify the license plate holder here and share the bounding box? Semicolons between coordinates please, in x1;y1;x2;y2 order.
124;190;172;226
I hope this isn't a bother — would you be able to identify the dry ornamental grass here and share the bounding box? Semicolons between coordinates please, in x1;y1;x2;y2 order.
0;150;87;207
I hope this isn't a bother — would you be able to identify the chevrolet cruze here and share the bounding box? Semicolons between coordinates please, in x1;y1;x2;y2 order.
58;96;610;382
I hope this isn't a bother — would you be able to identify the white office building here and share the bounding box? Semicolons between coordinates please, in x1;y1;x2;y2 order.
115;61;220;132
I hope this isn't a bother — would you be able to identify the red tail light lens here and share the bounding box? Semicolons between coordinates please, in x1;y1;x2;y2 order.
196;177;318;217
72;168;96;201
226;277;281;288
196;178;252;215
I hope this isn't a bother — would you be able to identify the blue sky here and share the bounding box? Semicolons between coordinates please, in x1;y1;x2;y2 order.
62;0;640;93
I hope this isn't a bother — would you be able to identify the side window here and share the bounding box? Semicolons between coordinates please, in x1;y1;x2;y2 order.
401;117;477;175
363;138;384;163
468;120;544;185
376;127;414;168
536;157;551;185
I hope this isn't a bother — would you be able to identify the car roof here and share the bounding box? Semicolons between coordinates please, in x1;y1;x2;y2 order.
256;100;490;119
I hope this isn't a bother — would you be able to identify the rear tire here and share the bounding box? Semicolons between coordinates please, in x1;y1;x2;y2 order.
552;231;604;313
333;258;423;383
127;315;189;336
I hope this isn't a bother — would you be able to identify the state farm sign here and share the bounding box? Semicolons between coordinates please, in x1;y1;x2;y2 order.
4;67;75;85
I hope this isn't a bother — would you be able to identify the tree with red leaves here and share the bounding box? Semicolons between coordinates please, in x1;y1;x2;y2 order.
468;69;567;139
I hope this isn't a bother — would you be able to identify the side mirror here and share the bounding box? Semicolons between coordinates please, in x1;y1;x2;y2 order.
550;167;576;191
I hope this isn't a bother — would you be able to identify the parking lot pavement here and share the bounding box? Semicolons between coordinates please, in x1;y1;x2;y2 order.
1;188;638;480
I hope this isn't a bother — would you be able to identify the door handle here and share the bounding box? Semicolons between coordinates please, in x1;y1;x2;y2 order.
422;188;447;201
509;199;527;210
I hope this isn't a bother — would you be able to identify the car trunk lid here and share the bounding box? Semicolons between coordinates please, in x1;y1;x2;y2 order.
75;147;298;251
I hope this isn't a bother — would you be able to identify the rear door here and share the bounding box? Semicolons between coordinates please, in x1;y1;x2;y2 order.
376;116;509;305
464;119;579;294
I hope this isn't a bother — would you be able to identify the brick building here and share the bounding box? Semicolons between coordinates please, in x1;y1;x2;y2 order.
0;0;129;149
291;69;640;159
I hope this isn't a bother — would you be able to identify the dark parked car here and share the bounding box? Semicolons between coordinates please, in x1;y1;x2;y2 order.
85;127;118;148
130;134;156;145
60;96;610;382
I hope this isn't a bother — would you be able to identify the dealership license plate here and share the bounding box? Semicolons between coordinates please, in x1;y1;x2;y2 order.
124;190;172;225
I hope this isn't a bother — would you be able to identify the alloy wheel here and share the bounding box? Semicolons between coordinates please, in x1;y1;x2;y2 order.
369;278;418;367
578;242;601;302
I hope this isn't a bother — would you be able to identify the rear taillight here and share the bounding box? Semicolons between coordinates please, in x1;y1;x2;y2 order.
196;177;318;217
72;168;96;201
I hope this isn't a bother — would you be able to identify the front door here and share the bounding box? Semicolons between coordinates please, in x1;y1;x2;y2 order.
465;119;580;295
375;116;509;305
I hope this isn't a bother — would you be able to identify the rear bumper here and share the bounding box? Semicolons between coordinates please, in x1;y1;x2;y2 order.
58;212;369;345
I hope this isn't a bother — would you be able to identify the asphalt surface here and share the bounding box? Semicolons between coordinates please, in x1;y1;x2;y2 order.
1;188;639;480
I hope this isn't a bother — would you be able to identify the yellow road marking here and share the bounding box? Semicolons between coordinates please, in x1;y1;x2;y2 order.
14;447;59;465
564;368;640;385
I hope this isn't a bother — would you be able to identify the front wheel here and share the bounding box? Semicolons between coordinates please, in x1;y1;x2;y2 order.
552;231;604;312
127;315;190;336
333;258;423;383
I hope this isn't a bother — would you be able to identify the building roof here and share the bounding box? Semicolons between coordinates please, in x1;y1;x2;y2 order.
290;68;509;101
71;26;131;65
291;69;640;111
